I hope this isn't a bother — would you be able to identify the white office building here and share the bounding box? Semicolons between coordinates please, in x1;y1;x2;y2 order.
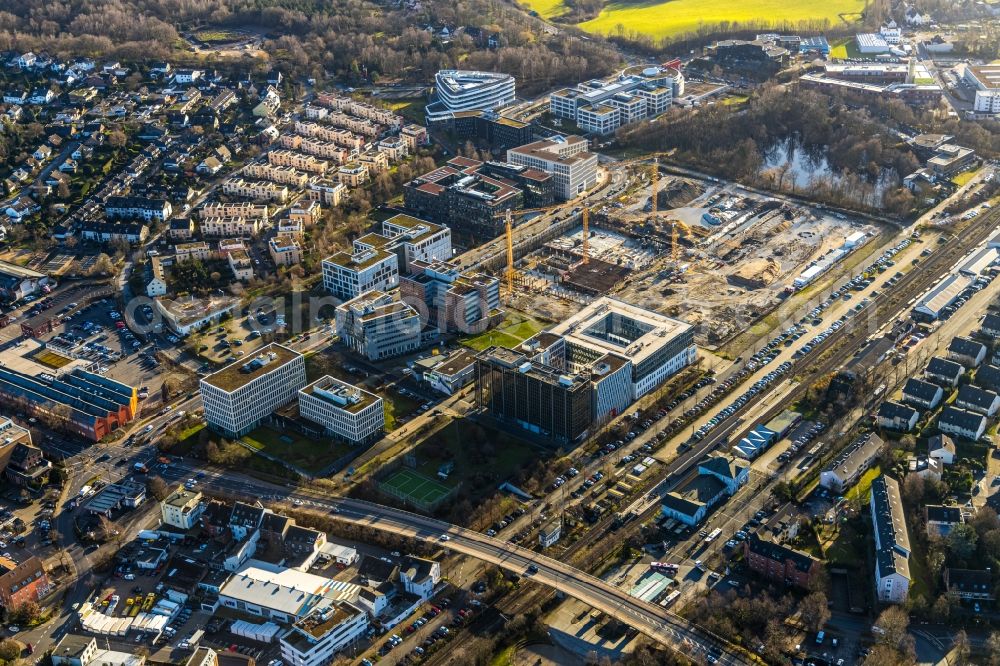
964;64;1000;114
334;290;422;361
280;602;369;666
427;70;516;122
321;245;399;301
507;136;599;200
549;65;683;135
200;344;307;437
298;376;384;444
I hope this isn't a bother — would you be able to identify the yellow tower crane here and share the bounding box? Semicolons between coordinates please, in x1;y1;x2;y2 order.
582;207;589;264
670;220;695;263
504;208;516;298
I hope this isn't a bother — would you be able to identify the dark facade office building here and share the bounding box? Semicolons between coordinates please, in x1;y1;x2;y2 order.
475;346;592;444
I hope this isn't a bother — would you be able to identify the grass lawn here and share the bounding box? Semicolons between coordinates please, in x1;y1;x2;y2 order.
573;0;864;40
829;37;865;60
382;389;421;431
459;313;549;351
955;439;990;464
406;420;539;501
518;0;566;18
822;521;865;566
386;99;427;125
845;465;881;503
952;170;977;187
194;30;245;43
242;426;354;475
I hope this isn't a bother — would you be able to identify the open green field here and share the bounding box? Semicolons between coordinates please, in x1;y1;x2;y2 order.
559;0;865;40
829;37;865;60
459;313;549;351
243;426;354;474
845;465;881;503
952;170;977;187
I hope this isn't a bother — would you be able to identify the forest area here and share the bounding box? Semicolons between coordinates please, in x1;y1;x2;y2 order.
0;0;620;96
617;84;1000;217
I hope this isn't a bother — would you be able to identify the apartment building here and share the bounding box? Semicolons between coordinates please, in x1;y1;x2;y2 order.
507;136;599;200
199;217;262;238
222;178;289;203
334;290;422;361
243;164;309;189
175;242;212;262
335;163;369;188
744;534;821;588
401;124;429;152
200;344;307;437
160;487;204;530
105;195;172;222
871;475;911;604
378;137;408;161
298;376;384;444
201;202;269;223
359;150;390;175
293;122;367;152
279;602;368;666
321;244;399;301
227;250;254;282
819;432;884;493
280;134;352;164
0;555;50;608
400;259;502;334
314;92;404;129
268;149;329;175
269;236;303;267
289;201;322;227
306;180;347;207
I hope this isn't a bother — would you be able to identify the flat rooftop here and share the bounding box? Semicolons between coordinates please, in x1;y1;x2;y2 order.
547;297;693;365
300;375;380;414
201;343;301;393
968;64;1000;90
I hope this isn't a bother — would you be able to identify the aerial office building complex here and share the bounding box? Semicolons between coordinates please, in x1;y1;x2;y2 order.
426;70;516;122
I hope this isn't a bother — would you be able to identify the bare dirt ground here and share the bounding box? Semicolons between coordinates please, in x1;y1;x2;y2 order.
509;179;878;349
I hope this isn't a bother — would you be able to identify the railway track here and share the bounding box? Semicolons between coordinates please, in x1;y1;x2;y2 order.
422;207;1000;665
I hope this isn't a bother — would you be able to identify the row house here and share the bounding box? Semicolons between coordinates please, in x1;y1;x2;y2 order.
200;217;263;238
324;111;381;137
201;202;269;222
79;220;149;244
105;196;172;222
242;164;309;189
268;149;329;174
221;178;288;203
175;242;212;262
279;135;352;164
314;93;403;129
293;122;366;152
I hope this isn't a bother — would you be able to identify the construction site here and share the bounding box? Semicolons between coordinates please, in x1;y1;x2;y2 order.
499;161;880;348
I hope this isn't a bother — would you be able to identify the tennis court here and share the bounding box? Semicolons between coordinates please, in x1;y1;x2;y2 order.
381;468;452;507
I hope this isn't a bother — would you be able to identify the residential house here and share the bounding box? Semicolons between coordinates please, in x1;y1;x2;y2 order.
976;364;1000;392
948;337;987;368
926;357;964;386
938;406;987;441
925;505;963;538
928;434;956;465
981;313;1000;339
820;433;884;493
956;384;1000;416
901;377;944;410
398;556;440;601
744;533;822;588
877;401;920;432
944;569;995;603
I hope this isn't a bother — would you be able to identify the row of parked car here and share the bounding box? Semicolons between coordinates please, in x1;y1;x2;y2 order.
692;361;794;443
